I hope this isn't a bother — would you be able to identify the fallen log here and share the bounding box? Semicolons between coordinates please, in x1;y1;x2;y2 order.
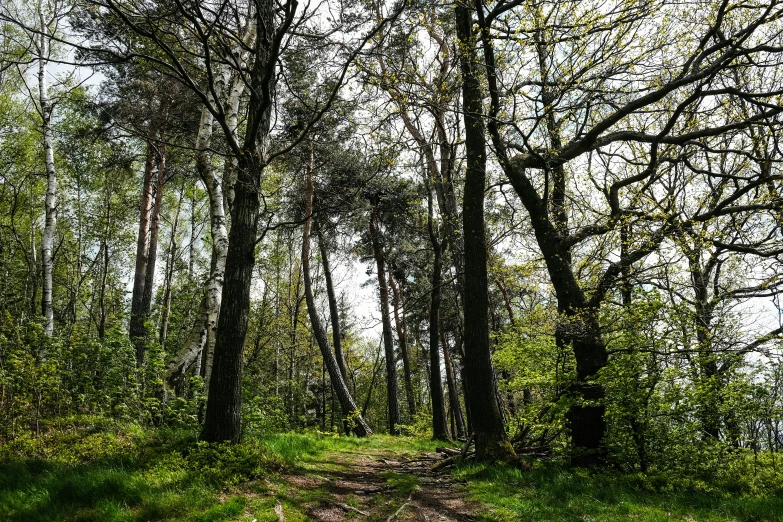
461;433;475;459
430;451;475;472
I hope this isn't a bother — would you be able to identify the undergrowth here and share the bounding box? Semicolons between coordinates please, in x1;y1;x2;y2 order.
3;417;782;521
454;461;783;522
0;416;275;522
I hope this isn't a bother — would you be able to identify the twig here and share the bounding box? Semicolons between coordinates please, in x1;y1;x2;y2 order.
436;446;461;456
461;432;475;460
430;451;475;472
386;491;414;521
337;502;370;516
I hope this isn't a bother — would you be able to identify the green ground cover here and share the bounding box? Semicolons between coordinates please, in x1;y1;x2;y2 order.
1;418;781;521
455;462;783;522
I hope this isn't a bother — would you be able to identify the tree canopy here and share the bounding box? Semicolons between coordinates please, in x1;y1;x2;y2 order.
1;0;783;480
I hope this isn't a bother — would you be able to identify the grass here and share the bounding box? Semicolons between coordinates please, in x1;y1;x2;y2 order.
3;419;782;521
454;461;783;522
0;419;439;522
261;431;441;465
0;418;276;522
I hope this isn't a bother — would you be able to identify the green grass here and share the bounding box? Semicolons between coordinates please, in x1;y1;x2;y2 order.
454;462;783;522
261;431;440;465
5;419;781;522
0;419;439;522
381;471;419;496
0;418;275;522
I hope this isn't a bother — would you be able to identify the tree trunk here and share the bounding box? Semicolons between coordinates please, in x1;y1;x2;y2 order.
197;107;229;391
28;200;39;320
455;1;515;463
189;191;197;279
200;151;262;443
369;198;401;435
687;251;721;441
159;184;184;345
141;139;166;339
439;315;466;439
38;27;56;338
98;186;111;340
465;0;611;461
315;222;348;383
130;135;157;363
389;270;416;418
302;148;372;437
164;294;208;392
201;0;275;441
163;100;227;394
428;188;449;440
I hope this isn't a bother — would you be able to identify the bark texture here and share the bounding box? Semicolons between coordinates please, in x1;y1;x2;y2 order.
390;270;416;418
428;188;449;440
200;150;262;443
316;223;349;383
455;1;515;463
302;149;372;437
130;136;157;363
200;0;275;442
38;21;56;338
369;197;401;435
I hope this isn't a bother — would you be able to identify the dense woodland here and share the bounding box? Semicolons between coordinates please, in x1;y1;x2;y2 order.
1;0;783;485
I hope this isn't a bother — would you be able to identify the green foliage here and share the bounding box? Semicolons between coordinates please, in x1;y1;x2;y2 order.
180;439;280;486
0;418;278;522
398;408;436;438
242;388;288;437
0;313;184;439
0;315;64;438
493;303;573;447
455;461;783;522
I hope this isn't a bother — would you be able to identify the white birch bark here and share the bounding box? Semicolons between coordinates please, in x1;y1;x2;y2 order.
222;22;255;213
38;3;56;337
162;22;255;394
163;98;228;392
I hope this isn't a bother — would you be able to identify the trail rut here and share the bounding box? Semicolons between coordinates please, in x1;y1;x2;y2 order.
278;447;478;521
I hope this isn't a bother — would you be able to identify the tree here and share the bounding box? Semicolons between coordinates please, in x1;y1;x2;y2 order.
79;0;404;442
426;177;449;440
301;144;372;437
454;0;516;462
467;0;783;462
0;0;71;337
367;192;402;434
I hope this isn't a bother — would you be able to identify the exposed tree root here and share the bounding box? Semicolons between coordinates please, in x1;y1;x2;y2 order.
337;502;369;516
274;500;285;522
386;490;415;521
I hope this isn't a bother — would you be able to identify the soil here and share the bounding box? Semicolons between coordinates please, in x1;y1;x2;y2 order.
279;448;479;521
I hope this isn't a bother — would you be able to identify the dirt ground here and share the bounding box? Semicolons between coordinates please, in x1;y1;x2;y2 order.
278;447;479;521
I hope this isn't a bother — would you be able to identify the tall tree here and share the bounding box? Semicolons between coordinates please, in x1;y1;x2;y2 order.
35;0;61;337
301;145;372;437
427;180;449;440
368;194;401;435
469;0;783;462
454;0;516;462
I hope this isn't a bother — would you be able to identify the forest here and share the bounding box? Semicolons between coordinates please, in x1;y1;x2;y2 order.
2;0;783;520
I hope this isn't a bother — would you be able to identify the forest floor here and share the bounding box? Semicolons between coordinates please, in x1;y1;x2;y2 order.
2;418;783;521
269;438;478;521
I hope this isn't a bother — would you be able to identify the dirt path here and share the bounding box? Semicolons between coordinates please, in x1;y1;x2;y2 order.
277;447;478;521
